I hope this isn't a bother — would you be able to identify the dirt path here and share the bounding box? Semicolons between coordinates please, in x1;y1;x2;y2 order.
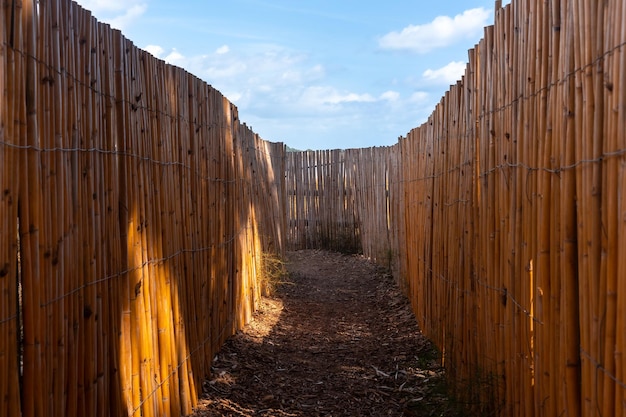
192;250;461;416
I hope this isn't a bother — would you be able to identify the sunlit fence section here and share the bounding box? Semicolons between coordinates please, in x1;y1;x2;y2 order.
0;1;286;416
286;1;626;415
396;1;626;415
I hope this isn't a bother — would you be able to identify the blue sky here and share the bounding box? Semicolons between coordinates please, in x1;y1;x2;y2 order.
74;0;511;151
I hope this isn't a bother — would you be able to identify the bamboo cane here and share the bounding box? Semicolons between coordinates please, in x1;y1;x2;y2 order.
504;3;523;414
160;62;182;416
570;0;601;414
532;0;553;413
547;0;563;412
0;21;9;417
600;0;619;415
193;74;209;399
569;5;594;415
613;1;626;415
184;67;196;412
0;0;23;415
517;1;536;414
52;0;75;413
472;33;484;408
93;20;109;416
559;0;582;414
20;1;46;415
133;38;160;417
474;32;490;409
506;2;520;414
110;26;135;417
83;12;100;417
0;4;7;415
522;2;536;412
35;1;58;414
98;18;125;417
63;2;80;416
140;49;171;417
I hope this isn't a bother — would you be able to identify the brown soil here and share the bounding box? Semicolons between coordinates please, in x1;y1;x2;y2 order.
191;250;462;417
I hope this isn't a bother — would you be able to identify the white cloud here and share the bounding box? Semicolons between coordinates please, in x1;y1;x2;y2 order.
227;92;243;102
423;61;467;85
74;0;147;31
144;44;165;58
143;45;191;67
207;46;305;83
164;48;186;66
206;61;248;79
281;70;302;83
130;42;426;149
336;92;376;104
379;8;491;53
380;91;400;102
109;4;147;30
308;65;325;78
409;91;430;104
301;86;376;107
216;45;230;55
75;0;134;12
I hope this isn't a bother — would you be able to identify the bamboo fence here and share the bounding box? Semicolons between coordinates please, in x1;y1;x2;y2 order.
3;0;626;415
285;146;399;265
285;149;361;253
0;0;287;416
286;0;626;415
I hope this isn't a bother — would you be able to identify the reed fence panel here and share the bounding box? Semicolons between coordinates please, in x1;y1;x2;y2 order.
396;1;626;413
4;0;626;415
285;146;397;263
286;0;626;415
0;1;286;416
286;149;361;253
398;1;626;414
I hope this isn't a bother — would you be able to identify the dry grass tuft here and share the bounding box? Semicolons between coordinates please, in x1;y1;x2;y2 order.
258;252;291;296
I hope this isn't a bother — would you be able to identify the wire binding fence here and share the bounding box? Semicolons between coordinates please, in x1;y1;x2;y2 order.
0;1;286;416
285;1;626;416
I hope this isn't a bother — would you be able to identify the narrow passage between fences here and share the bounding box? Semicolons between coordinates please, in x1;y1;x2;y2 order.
191;250;461;417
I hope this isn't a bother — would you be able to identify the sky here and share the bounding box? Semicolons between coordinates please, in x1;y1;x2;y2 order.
74;0;511;151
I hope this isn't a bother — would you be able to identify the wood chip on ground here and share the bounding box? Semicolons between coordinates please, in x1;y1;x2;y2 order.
191;250;464;417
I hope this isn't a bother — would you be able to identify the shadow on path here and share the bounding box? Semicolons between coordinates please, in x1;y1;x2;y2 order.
192;250;462;416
